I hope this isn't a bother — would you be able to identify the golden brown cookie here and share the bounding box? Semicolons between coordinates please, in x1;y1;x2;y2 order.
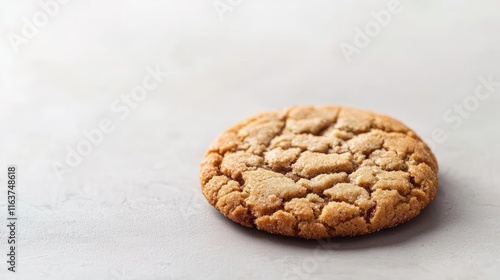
200;106;438;239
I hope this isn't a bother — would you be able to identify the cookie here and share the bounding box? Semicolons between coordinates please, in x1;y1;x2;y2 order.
200;106;438;239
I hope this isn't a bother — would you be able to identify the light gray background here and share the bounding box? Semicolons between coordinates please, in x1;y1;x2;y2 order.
1;0;500;279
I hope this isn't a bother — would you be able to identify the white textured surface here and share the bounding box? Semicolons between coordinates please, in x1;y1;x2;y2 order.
1;0;500;279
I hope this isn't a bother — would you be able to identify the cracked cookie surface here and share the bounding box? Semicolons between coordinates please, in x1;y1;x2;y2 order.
200;106;439;239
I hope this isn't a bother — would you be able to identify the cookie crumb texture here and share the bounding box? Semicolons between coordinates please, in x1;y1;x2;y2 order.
200;106;439;239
